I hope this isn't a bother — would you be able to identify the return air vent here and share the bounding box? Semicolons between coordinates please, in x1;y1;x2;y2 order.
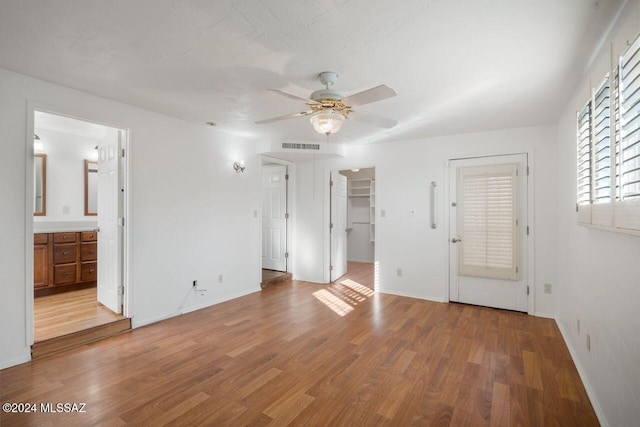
281;143;320;150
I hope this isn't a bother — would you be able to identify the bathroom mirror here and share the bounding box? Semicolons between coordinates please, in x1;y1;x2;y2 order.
34;154;47;216
84;160;98;216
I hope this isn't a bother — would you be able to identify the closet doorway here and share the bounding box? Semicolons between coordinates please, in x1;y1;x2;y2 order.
30;111;130;356
260;158;292;288
332;167;376;287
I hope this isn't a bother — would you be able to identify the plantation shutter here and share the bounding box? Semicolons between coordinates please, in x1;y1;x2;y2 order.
593;77;611;203
577;102;592;206
620;35;640;201
614;66;622;200
458;164;518;280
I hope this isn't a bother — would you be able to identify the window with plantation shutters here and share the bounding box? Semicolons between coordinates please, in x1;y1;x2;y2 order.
458;163;518;280
577;102;592;206
593;77;611;203
620;36;640;202
614;66;622;200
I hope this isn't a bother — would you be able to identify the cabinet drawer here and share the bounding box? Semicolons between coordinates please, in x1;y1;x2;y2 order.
54;264;77;285
53;243;77;264
54;233;77;243
81;243;97;261
34;233;48;245
81;231;98;242
81;262;97;281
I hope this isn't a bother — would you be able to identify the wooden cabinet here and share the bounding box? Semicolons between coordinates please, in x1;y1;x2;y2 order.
33;234;48;289
34;231;98;297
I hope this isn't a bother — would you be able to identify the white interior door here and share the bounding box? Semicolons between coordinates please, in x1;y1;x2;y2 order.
97;130;122;314
262;165;287;271
449;154;528;312
330;171;347;281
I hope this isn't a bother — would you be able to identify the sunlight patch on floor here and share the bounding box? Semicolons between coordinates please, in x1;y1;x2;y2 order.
313;289;354;316
340;279;374;297
313;277;375;316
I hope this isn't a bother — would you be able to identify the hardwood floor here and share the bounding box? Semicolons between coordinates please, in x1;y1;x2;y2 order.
1;262;597;426
261;269;292;290
34;287;125;342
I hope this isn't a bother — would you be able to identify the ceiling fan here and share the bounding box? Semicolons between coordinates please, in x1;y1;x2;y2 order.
255;71;398;135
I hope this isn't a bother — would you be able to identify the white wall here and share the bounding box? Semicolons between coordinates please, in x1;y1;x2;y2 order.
294;125;558;317
555;1;640;425
0;68;261;369
33;128;99;222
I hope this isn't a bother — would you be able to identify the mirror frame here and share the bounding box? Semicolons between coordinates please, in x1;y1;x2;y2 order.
34;153;47;216
84;159;98;216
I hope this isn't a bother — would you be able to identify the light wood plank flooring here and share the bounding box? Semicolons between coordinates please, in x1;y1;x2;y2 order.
34;287;125;342
2;262;597;426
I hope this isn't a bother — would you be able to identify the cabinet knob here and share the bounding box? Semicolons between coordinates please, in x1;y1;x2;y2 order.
63;251;69;255
63;236;68;240
64;272;70;276
90;269;95;273
89;250;95;254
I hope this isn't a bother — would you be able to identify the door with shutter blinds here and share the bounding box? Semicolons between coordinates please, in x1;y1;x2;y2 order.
449;154;528;312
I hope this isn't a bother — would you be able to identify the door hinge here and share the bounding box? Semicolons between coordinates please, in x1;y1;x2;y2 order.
118;217;125;226
516;169;519;177
285;174;289;180
516;219;519;226
121;148;125;158
526;226;530;235
527;166;530;176
284;252;289;258
576;203;579;212
330;179;333;187
119;287;125;296
516;266;519;274
527;285;529;295
329;265;333;271
330;222;333;229
285;213;289;219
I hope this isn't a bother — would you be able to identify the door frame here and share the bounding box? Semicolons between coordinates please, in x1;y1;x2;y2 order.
324;165;377;284
24;102;132;347
444;150;536;315
258;156;296;281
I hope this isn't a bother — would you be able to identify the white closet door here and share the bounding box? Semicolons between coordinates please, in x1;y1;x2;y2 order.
330;172;347;282
262;165;287;271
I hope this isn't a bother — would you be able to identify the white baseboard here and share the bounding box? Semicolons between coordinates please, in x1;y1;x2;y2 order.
534;311;555;319
555;317;609;427
377;289;445;303
0;353;31;370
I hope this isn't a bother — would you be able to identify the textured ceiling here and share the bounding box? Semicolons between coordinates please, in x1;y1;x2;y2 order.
0;0;623;144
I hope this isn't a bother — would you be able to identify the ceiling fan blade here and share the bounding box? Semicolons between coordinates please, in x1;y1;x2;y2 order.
349;111;398;129
269;89;319;104
255;110;313;125
341;84;397;107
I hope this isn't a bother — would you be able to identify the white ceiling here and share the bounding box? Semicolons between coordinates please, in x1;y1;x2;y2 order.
0;0;623;145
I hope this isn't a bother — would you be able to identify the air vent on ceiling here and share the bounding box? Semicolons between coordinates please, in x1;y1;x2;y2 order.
281;143;320;151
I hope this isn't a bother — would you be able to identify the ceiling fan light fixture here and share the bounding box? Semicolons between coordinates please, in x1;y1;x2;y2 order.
310;109;345;135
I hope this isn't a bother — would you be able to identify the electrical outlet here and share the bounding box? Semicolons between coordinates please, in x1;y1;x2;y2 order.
193;280;198;288
218;274;223;283
586;334;591;351
544;283;552;294
577;318;580;334
397;268;402;277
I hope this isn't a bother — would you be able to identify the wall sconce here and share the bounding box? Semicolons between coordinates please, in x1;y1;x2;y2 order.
233;160;246;173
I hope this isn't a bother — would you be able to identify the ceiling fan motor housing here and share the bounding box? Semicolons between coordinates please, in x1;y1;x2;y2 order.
310;88;344;102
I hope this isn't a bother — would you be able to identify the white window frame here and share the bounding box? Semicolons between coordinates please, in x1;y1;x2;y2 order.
576;34;640;236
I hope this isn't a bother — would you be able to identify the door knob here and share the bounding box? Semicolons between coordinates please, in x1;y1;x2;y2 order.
451;238;462;243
